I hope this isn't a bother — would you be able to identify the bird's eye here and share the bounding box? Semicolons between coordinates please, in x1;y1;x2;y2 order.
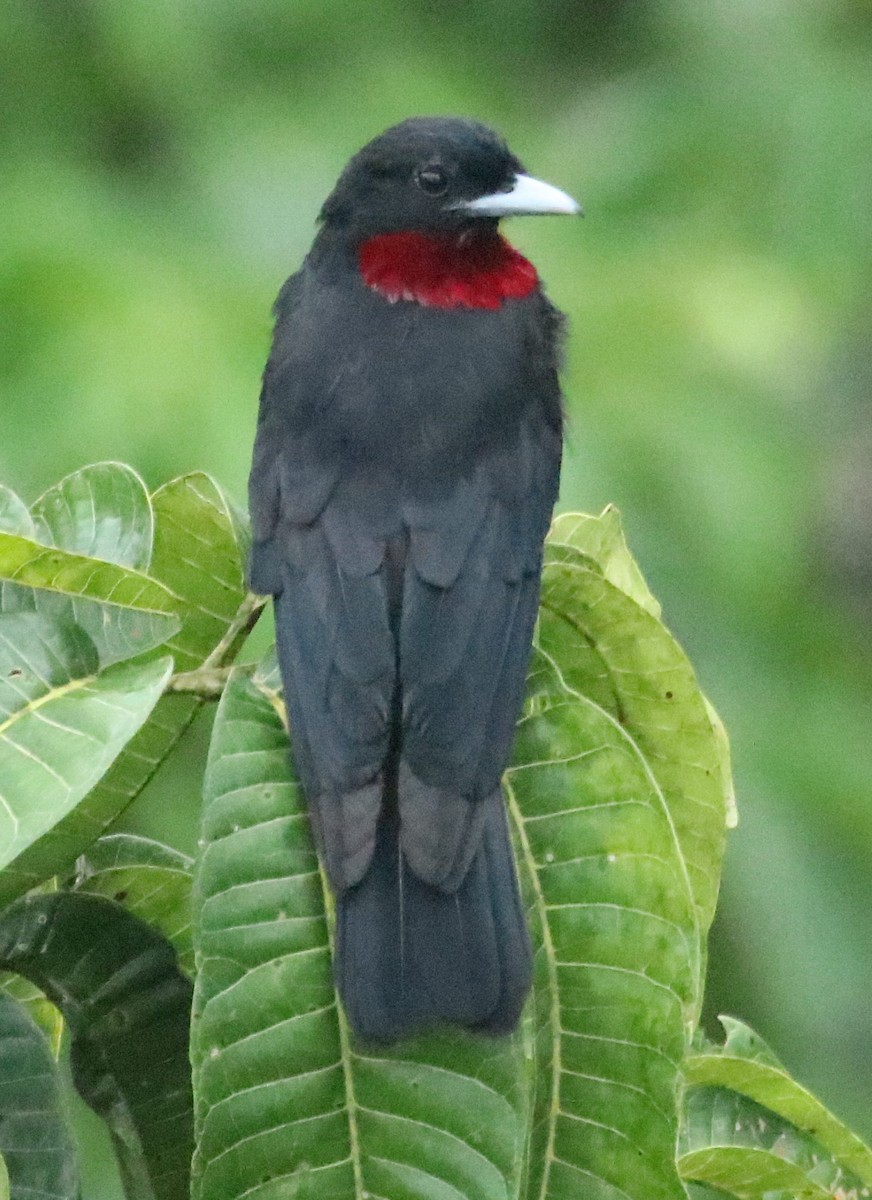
415;165;449;196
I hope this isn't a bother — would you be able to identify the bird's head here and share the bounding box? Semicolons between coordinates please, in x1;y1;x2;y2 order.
319;116;580;240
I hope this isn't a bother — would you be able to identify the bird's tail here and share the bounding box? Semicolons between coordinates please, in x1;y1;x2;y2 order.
335;789;532;1042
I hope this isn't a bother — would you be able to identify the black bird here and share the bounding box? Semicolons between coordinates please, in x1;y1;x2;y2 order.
248;117;579;1041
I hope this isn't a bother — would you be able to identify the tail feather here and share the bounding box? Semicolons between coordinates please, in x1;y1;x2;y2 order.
336;790;531;1042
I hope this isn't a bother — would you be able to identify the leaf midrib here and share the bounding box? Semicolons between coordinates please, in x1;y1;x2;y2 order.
315;859;366;1200
505;777;561;1200
0;671;100;739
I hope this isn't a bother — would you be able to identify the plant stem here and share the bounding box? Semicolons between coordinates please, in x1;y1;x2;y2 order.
165;666;234;698
206;591;268;670
167;593;270;699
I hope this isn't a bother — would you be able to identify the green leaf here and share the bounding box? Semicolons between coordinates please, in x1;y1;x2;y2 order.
507;651;697;1200
549;506;662;618
192;664;531;1200
0;612;172;906
0;1150;7;1200
149;472;252;672
71;832;194;975
0;531;181;666
30;462;154;571
0;892;193;1200
0;486;35;540
539;545;729;944
684;1017;872;1188
679;1085;860;1198
0;991;79;1200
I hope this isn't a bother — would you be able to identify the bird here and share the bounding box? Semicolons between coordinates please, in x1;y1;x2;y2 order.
248;116;579;1042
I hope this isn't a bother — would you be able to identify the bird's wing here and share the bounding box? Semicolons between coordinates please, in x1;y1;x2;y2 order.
398;414;561;890
249;282;396;892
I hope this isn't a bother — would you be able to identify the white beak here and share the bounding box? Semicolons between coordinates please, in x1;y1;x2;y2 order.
457;173;582;218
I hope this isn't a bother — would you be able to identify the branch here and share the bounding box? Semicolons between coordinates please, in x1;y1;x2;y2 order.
165;593;270;699
204;591;269;670
165;666;235;699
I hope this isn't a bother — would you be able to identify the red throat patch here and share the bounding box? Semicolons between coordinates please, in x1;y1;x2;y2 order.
358;231;538;310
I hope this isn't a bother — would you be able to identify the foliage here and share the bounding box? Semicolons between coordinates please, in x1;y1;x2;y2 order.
0;463;868;1199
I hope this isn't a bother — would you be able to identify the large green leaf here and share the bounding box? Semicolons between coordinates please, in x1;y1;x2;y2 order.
192;645;699;1200
71;832;194;975
30;462;154;570
0;892;193;1200
683;1018;872;1189
0;612;172;905
0;992;78;1200
0;531;181;666
506;648;697;1200
678;1085;863;1199
539;537;729;942
192;664;531;1200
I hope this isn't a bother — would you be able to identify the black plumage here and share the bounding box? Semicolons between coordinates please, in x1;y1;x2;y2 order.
248;117;576;1041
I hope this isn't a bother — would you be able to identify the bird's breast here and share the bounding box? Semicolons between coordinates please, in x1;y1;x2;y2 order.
317;288;536;476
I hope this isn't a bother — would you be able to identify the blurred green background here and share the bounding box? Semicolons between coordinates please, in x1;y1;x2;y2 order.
3;0;871;1190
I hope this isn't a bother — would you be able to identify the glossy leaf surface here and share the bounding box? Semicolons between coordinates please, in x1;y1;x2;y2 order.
189;513;733;1199
149;472;251;672
30;462;154;570
549;506;661;618
507;653;696;1200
